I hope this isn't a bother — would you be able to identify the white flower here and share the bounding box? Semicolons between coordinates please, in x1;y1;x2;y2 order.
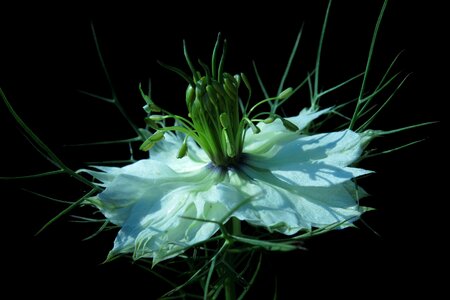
84;107;371;264
78;36;378;264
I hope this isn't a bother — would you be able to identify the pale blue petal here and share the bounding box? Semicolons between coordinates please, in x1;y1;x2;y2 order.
78;166;121;186
110;182;233;263
225;172;366;234
287;107;333;130
150;131;209;172
132;188;231;264
243;107;331;154
244;130;372;187
85;159;233;263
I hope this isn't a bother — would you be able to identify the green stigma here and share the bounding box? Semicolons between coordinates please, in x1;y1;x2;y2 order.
140;34;247;167
184;61;244;166
139;33;294;168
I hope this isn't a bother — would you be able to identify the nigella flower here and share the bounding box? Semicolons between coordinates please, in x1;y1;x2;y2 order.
82;36;373;265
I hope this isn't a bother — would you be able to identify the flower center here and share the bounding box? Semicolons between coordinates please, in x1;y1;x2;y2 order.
186;73;244;167
139;35;247;167
139;34;297;168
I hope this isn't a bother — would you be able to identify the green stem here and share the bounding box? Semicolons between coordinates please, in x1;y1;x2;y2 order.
224;218;241;300
232;217;242;236
224;276;236;300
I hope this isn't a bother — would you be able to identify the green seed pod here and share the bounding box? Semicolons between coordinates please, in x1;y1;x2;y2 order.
139;139;155;151
186;84;195;109
139;130;165;151
263;117;275;124
150;130;165;142
148;115;166;121
139;137;155;151
278;87;293;99
219;113;230;129
177;137;189;159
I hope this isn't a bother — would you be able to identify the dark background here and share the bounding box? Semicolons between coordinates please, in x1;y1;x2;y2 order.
1;1;445;298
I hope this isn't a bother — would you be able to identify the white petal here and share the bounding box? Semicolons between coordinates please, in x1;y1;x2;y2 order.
244;130;372;187
85;158;209;225
150;131;209;172
78;166;121;186
85;160;232;263
288;106;333;131
226;172;366;234
243;107;331;154
131;187;231;264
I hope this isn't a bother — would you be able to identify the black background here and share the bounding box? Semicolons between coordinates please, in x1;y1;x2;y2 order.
1;1;445;298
